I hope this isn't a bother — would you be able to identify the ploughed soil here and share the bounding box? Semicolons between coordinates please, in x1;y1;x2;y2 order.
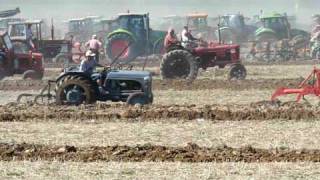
0;102;318;122
1;142;320;162
0;79;301;91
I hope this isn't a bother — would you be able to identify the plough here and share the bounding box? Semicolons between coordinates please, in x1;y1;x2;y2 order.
17;80;56;105
271;66;320;102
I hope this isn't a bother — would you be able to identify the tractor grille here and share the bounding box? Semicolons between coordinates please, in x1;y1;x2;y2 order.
225;51;231;61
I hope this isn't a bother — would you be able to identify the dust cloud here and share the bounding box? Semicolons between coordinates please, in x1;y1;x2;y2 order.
0;0;318;34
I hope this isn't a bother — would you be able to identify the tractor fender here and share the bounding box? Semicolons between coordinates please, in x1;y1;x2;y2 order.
56;72;99;94
107;29;136;41
255;28;276;37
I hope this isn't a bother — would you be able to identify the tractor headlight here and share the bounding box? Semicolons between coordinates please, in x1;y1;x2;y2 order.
230;49;236;54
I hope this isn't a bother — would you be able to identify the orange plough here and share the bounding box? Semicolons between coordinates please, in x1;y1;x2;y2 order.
271;67;320;102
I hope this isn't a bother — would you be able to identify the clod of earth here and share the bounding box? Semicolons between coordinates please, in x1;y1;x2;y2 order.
1;142;320;163
0;102;319;122
0;79;301;91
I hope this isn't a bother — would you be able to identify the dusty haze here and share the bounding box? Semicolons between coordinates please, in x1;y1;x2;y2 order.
0;0;318;33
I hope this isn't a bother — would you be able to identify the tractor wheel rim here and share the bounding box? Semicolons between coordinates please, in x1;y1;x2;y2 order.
111;40;130;60
64;85;85;104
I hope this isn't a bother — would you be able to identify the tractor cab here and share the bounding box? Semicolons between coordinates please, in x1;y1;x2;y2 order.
95;19;118;34
258;13;291;39
187;13;208;30
221;14;246;30
8;20;72;62
66;16;101;42
0;18;24;31
105;13;166;63
68;16;100;34
8;20;44;47
116;13;149;41
0;31;14;70
68;18;85;34
0;31;44;80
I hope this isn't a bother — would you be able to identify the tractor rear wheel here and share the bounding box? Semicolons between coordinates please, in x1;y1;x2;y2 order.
228;64;247;80
126;92;150;106
160;50;198;81
106;33;135;64
22;70;43;80
55;75;96;105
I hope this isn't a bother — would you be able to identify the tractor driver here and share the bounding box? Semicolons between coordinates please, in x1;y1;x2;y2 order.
79;50;97;74
26;24;35;49
164;28;178;51
181;26;198;48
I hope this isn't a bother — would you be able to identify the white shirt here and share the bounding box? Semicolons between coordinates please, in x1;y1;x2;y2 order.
181;29;189;42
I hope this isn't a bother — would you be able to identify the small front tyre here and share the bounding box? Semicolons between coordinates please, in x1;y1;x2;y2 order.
228;64;247;80
126;92;150;106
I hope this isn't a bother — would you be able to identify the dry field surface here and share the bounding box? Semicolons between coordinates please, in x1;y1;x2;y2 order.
1;63;320;179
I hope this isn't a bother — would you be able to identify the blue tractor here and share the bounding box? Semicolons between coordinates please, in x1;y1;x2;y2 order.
54;66;153;105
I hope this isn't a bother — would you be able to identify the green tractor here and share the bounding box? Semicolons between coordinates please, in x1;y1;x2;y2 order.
255;12;310;61
105;13;166;64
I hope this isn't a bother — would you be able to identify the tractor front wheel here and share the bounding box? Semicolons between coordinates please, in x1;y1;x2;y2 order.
228;64;247;80
126;92;150;106
160;50;198;81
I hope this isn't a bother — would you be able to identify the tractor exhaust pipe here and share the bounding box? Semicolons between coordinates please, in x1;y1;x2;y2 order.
218;16;221;44
51;18;55;40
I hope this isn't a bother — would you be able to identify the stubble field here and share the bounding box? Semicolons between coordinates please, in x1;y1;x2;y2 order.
1;62;320;179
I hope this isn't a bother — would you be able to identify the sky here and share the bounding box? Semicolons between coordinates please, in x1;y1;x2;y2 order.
0;0;318;19
0;0;318;31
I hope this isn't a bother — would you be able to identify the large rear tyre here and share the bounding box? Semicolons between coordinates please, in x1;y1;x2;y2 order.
55;75;96;105
106;33;135;64
160;50;198;81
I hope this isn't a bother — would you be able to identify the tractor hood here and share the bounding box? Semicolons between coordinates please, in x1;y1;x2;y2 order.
194;43;239;53
107;70;152;80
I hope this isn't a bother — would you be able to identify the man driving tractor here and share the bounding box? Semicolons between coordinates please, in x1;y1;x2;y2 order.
181;26;198;48
79;50;97;74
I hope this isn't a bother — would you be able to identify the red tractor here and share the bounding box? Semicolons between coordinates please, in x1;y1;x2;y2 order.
0;31;44;80
160;40;246;81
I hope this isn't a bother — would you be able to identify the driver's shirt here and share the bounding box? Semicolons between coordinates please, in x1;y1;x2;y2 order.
181;29;189;42
79;58;97;74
